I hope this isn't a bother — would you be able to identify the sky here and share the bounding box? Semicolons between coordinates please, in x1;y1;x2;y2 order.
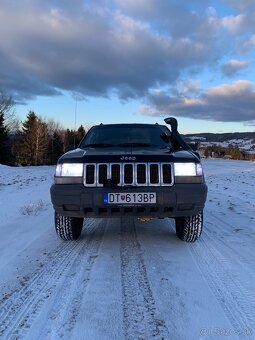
1;0;255;133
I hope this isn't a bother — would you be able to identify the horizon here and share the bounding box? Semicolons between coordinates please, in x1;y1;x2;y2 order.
1;1;255;134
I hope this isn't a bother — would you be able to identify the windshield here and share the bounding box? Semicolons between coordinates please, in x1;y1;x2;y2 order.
80;125;172;148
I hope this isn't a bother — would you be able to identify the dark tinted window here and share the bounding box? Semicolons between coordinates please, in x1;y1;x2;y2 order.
80;125;172;147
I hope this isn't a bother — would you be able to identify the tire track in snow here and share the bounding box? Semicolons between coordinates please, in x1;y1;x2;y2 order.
205;212;255;276
41;219;105;339
190;223;254;338
120;217;169;339
0;240;78;337
0;219;105;340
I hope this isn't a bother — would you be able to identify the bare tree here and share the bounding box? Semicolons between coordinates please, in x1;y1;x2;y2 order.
0;92;20;132
35;118;49;165
46;118;65;164
46;118;64;137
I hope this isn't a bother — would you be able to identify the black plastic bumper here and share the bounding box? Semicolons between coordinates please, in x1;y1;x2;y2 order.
50;183;207;218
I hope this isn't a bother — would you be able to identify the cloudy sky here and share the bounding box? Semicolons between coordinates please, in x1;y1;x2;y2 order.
1;0;255;133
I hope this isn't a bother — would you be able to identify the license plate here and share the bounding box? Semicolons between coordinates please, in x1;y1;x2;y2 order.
104;192;156;204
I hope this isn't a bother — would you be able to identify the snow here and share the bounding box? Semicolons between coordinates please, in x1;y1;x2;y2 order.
200;139;255;153
0;159;255;339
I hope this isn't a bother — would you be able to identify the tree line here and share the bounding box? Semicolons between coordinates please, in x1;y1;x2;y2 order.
202;145;255;161
0;93;86;166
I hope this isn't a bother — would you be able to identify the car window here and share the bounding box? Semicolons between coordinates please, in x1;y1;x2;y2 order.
80;126;172;148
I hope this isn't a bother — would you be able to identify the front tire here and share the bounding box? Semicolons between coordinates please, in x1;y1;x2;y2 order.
54;212;83;240
175;211;203;242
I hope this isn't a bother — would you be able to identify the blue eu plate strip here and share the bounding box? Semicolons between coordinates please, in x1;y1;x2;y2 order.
103;193;108;204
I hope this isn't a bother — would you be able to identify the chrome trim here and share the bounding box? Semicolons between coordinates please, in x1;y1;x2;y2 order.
123;163;135;185
120;163;124;186
110;163;121;185
134;163;148;186
83;162;174;187
84;164;96;187
161;162;174;187
148;163;161;187
96;163;110;187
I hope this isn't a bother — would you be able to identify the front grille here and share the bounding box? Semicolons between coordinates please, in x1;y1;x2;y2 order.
137;164;146;184
124;164;133;184
86;165;95;185
84;163;173;187
98;164;107;184
150;164;159;184
162;164;172;184
111;164;120;183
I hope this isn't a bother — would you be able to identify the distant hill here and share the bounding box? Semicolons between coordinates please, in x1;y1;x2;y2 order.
183;132;255;154
184;132;255;142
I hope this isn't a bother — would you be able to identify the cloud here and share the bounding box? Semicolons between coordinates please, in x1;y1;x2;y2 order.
220;14;247;33
240;35;255;52
0;1;223;102
219;1;255;36
0;0;254;107
139;80;255;123
177;80;201;95
223;0;255;12
221;59;250;76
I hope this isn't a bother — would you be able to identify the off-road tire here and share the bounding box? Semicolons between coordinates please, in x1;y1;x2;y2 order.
55;212;83;240
175;211;203;242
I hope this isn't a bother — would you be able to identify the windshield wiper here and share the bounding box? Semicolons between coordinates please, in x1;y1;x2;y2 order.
81;143;115;148
116;142;154;147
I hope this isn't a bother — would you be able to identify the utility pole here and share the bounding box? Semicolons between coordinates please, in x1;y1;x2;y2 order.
74;97;77;149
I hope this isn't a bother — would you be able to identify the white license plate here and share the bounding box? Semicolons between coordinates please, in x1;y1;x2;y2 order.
104;192;156;204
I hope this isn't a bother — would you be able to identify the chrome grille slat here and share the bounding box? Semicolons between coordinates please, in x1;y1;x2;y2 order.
136;163;146;184
84;162;173;187
124;163;134;185
148;163;160;186
111;164;120;184
162;163;172;184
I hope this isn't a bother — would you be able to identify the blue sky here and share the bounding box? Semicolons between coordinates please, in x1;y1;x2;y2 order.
1;0;255;133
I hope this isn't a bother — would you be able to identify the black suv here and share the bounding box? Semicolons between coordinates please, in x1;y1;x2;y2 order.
50;117;207;242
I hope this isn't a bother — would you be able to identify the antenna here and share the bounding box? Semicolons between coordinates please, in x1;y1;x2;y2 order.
74;95;78;149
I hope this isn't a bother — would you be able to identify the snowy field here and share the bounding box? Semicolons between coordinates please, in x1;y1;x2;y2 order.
0;159;254;340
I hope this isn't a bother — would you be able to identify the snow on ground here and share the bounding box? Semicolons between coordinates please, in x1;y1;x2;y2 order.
200;139;255;153
0;159;254;340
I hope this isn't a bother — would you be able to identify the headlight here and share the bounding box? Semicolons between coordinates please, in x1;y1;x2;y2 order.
55;163;83;177
174;162;204;183
174;163;195;176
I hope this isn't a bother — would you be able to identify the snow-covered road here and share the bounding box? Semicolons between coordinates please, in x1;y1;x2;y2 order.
0;159;254;339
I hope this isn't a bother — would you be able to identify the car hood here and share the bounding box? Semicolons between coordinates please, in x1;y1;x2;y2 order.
58;147;199;163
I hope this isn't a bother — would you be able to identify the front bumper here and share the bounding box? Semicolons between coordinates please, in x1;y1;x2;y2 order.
50;183;208;218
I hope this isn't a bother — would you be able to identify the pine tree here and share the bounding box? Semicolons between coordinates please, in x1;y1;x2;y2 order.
19;111;37;165
64;129;76;151
11;130;23;165
76;125;86;146
35;118;49;165
48;131;64;164
0;113;10;164
19;111;49;165
63;125;86;150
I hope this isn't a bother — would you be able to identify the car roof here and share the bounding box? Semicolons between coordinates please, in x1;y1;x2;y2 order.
93;123;167;128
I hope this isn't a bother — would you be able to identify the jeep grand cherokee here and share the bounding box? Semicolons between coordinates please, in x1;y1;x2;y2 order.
50;117;207;242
